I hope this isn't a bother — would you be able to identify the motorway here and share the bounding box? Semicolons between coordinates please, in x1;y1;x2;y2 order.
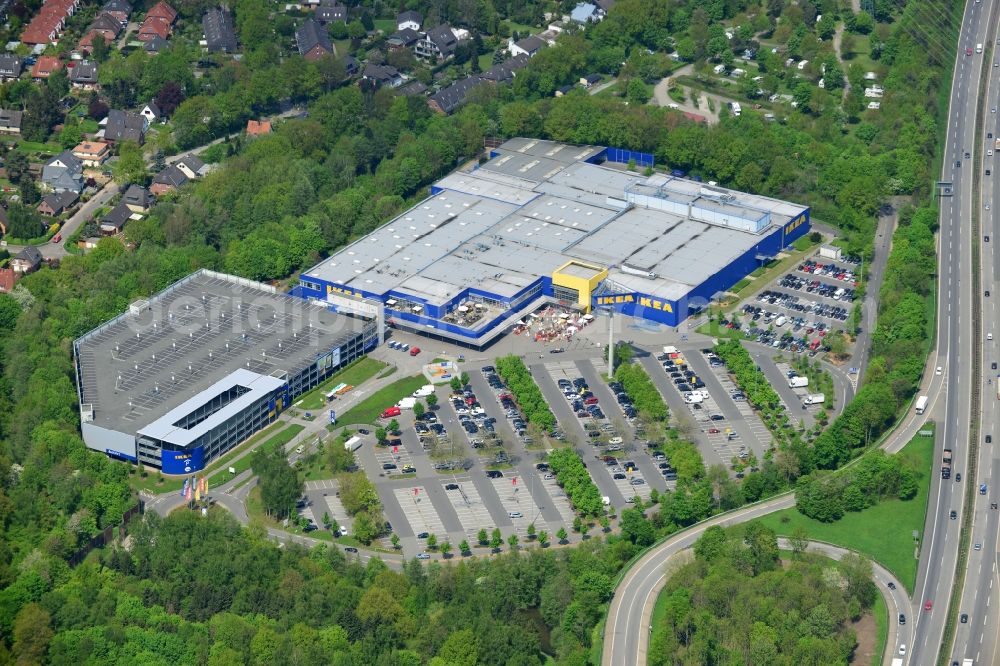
953;0;1000;662
604;0;987;663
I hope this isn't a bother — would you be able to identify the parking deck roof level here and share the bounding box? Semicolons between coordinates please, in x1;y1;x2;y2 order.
74;270;365;433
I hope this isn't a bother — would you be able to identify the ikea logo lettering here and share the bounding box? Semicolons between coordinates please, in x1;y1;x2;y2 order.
328;285;357;297
785;215;806;234
595;294;673;313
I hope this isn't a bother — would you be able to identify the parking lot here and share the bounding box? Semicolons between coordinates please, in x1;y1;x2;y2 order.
538;472;579;526
392;485;447;539
697;350;774;454
489;476;547;536
304;479;354;533
442;476;499;538
371;441;416;476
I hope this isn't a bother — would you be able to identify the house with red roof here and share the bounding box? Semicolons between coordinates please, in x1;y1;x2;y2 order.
137;1;176;42
31;56;63;80
246;119;271;136
20;0;80;45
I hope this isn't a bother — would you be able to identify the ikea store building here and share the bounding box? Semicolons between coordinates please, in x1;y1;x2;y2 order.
295;139;810;348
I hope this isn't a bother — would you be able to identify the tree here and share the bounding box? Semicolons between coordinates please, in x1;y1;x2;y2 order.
21;85;61;141
537;530;549;546
156;81;186;116
88;95;109;121
426;533;437;550
390;533;401;550
5;150;29;184
507;533;519;551
526;522;536;540
6;203;44;239
17;178;39;206
440;540;452;558
12;602;53;664
556;527;568;544
489;528;503;551
113;140;148;186
460;372;469;386
450;376;463;391
477;528;488;546
625;79;650;106
0;294;22;331
413;402;425;419
387;419;399;433
458;539;470;555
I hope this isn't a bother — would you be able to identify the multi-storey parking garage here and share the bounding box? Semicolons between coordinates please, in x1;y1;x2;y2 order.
295;138;811;348
73;269;379;473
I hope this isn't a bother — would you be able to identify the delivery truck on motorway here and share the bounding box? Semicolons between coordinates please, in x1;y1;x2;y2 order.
942;447;953;479
915;395;928;414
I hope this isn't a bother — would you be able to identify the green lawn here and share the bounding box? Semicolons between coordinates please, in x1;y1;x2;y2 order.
373;18;396;32
206;423;305;487
336;374;428;425
294;357;388;411
758;428;935;591
871;589;888;666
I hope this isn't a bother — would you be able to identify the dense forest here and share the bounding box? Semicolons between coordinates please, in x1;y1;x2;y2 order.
648;522;879;665
0;0;959;661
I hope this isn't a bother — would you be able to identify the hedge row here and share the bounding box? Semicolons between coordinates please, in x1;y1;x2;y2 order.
614;361;668;422
713;341;782;410
495;354;556;431
548;449;605;517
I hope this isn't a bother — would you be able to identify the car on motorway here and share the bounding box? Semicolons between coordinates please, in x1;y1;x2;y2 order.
960;613;968;623
416;553;431;560
924;600;933;612
898;645;906;656
950;510;957;519
967;47;974;55
936;366;942;375
887;581;895;590
898;613;905;625
974;543;982;551
981;483;988;495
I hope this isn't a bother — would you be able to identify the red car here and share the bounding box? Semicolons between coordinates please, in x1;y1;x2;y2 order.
381;406;401;418
966;47;974;56
409;346;421;356
708;428;720;434
924;600;933;612
52;233;62;243
584;396;599;405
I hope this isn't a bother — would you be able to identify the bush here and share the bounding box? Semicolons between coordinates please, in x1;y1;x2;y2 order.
614;361;668;422
548;449;604;516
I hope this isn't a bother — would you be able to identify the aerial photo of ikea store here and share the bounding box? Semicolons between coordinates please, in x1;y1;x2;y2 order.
73;270;379;473
295;138;811;348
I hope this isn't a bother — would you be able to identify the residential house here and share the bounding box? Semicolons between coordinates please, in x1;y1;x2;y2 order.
554;84;574;97
122;184;153;212
144;35;167;53
0;268;17;293
138;0;177;42
296;18;333;61
387;27;420;51
203;7;238;53
101;0;132;26
362;63;403;88
78;29;113;52
415;24;459;60
38;190;78;216
174;155;207;179
508;35;545;58
315;2;346;23
68;60;98;89
0;54;23;80
11;246;42;273
84;11;123;44
569;2;604;23
0;109;22;134
595;0;616;11
150;164;188;195
396;9;421;31
41;151;84;194
140;100;161;123
246;119;271;136
342;54;359;77
428;76;484;114
102;109;148;143
99;202;132;235
579;73;601;88
72;139;111;166
536;21;565;46
480;54;529;84
396;80;427;97
31;56;63;80
20;0;81;45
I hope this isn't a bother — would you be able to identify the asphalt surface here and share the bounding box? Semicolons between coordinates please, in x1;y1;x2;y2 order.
952;2;1000;662
908;1;990;663
604;0;986;662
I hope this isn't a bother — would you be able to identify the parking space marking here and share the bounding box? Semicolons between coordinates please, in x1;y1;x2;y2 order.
710;370;774;451
489;477;549;536
372;443;415;475
305;479;337;491
442;477;496;537
538;474;576;526
323;495;352;532
392;486;447;538
608;467;652;502
773;360;824;416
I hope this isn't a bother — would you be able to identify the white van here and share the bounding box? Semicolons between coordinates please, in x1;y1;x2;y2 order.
774;315;787;327
977;43;984;53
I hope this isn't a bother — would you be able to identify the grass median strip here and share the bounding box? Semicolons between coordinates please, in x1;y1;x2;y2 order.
336;374;428;425
294;357;388;410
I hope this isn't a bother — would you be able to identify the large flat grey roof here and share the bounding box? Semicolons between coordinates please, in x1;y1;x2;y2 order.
303;139;808;307
75;270;365;436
